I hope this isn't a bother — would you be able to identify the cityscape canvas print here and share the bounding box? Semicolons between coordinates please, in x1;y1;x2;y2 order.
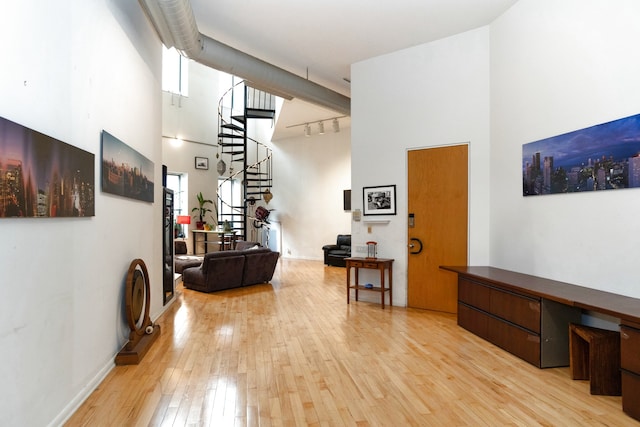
101;130;154;203
523;113;640;196
0;115;95;217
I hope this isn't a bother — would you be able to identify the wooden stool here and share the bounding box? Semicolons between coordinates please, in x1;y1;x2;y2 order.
569;323;621;395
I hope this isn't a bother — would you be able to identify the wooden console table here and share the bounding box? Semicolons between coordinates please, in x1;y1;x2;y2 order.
191;229;236;254
441;265;640;421
346;257;393;309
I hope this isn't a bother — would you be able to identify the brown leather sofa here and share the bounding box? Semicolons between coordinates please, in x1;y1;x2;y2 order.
182;246;279;293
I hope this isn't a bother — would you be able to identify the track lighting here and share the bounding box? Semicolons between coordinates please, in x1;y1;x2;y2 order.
287;115;347;137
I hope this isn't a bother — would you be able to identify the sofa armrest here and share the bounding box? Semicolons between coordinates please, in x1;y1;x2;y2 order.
183;265;206;288
243;251;280;286
322;244;339;251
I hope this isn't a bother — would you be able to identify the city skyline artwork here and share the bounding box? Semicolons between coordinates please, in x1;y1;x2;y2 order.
0;116;95;217
523;113;640;196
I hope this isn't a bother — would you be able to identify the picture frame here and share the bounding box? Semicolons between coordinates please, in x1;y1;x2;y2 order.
195;156;209;170
363;185;396;216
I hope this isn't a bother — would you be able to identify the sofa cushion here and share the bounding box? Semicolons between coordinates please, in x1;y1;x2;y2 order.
175;255;203;273
200;250;242;273
235;240;261;251
183;255;245;293
331;250;350;257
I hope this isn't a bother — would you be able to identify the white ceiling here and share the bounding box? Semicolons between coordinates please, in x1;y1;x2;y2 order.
187;0;518;140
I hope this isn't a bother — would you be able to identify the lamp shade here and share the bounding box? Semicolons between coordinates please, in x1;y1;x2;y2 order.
176;215;191;225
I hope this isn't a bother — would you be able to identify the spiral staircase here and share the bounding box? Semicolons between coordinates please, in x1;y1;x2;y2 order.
216;80;274;242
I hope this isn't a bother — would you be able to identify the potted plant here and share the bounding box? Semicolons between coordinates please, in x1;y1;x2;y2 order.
191;192;216;230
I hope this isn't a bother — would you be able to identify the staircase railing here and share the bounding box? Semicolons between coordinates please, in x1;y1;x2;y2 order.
217;80;274;242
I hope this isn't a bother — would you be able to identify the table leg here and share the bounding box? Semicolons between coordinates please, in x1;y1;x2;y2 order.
192;231;196;254
354;267;359;301
380;266;385;309
347;265;350;304
389;264;393;308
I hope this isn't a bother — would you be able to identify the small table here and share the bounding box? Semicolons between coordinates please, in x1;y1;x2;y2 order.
346;257;394;309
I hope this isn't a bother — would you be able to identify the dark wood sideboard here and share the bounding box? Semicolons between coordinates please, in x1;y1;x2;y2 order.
440;266;640;422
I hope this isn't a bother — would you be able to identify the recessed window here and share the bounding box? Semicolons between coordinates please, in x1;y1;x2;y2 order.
162;46;189;96
167;173;187;216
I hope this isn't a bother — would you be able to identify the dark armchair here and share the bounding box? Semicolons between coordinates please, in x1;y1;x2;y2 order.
322;234;351;267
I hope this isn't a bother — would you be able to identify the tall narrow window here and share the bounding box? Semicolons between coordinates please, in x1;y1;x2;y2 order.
162;46;189;96
218;178;240;228
167;173;188;236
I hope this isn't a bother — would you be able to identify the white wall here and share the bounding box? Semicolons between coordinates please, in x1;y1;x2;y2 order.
490;0;640;298
162;61;220;252
351;27;492;306
0;1;162;425
271;130;352;259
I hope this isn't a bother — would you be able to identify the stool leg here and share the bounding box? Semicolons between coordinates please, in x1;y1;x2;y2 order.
589;336;621;396
569;329;589;380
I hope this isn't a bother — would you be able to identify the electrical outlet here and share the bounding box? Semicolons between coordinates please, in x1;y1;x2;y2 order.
356;246;366;253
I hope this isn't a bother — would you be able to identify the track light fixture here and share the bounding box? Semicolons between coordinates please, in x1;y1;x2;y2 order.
287;115;347;137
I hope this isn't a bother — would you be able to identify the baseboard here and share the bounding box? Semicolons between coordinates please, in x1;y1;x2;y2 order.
49;297;176;426
48;359;114;427
281;255;323;261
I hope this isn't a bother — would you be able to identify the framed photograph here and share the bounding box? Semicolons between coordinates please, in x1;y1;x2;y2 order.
363;185;396;216
195;156;209;170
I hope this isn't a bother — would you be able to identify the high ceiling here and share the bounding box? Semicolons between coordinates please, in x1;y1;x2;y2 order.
187;0;518;140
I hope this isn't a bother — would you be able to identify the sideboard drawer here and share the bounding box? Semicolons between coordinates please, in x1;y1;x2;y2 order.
490;288;540;334
486;312;541;367
621;324;640;373
458;302;489;339
459;302;541;367
459;277;540;334
622;369;640;421
459;278;491;311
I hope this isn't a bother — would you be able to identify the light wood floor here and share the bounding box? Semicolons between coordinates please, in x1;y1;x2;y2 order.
66;259;638;426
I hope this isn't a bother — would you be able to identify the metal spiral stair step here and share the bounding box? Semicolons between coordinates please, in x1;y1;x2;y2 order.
221;123;245;132
245;108;276;119
218;133;244;139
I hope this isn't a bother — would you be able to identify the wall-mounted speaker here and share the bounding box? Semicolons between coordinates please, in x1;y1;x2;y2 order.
343;189;351;211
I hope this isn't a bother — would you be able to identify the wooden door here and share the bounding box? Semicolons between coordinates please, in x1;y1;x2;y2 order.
407;145;468;313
